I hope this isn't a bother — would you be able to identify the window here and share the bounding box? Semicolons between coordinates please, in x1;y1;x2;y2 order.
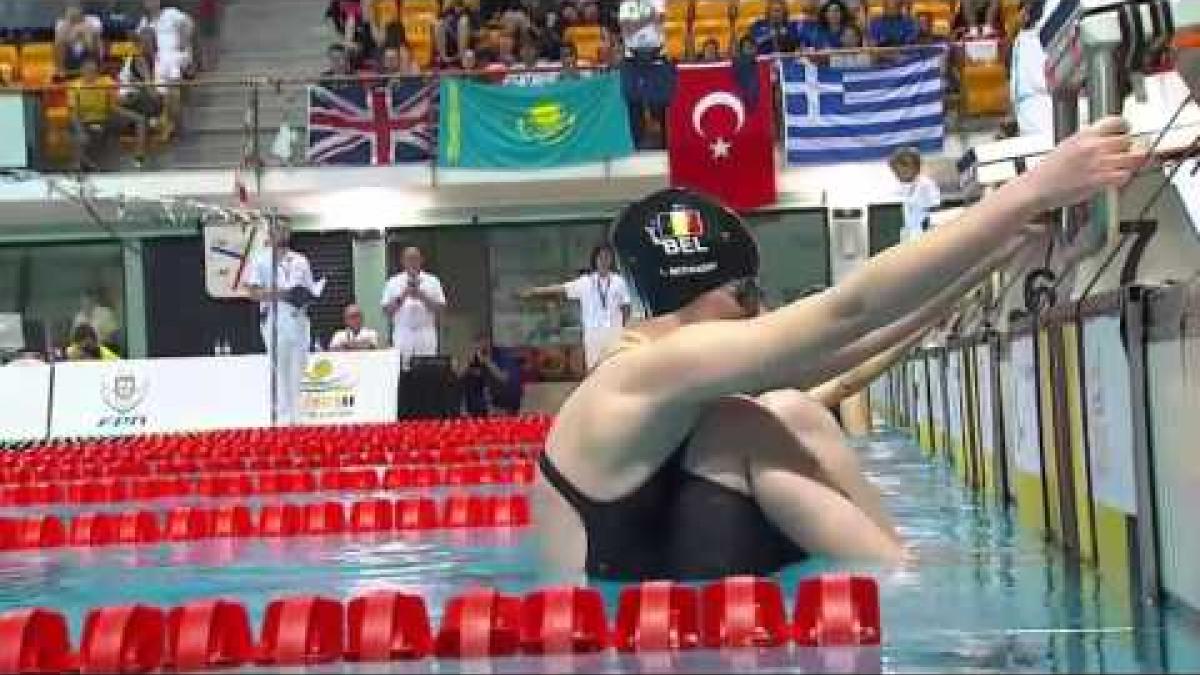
0;243;125;357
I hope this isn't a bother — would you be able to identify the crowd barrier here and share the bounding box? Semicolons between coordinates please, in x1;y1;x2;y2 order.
870;285;1200;613
0;493;533;552
0;575;880;672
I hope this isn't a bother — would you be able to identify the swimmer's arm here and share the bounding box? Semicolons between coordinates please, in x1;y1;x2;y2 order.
608;119;1140;405
809;230;1036;405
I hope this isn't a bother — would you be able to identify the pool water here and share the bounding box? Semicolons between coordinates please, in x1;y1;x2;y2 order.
1;431;1197;673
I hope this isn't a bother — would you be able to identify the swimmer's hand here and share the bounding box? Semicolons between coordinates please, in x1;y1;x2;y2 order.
1012;116;1148;214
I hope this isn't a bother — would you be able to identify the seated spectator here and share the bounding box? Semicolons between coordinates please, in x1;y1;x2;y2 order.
579;2;603;27
330;304;381;350
367;0;405;53
958;0;1001;38
478;22;518;66
617;0;663;57
68;56;119;170
55;0;104;76
559;42;583;79
889;147;942;242
116;30;165;168
561;3;583;29
73;289;121;346
379;44;421;78
459;333;523;416
66;324;120;361
436;0;483;68
914;12;944;44
504;33;559;85
868;0;918;48
808;0;855;50
697;37;723;62
750;0;807;55
320;43;358;87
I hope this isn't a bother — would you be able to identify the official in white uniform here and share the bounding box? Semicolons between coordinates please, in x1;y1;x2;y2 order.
519;245;633;370
382;246;447;369
888;147;943;243
244;224;314;425
329;304;381;351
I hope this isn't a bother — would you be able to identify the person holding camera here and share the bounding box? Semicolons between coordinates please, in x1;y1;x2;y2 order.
381;246;447;369
460;332;523;417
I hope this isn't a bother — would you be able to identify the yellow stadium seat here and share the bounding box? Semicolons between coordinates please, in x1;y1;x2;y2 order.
402;0;439;13
407;21;435;66
738;0;766;21
665;21;688;59
961;61;1009;116
371;0;401;25
109;41;139;60
565;25;605;62
20;42;55;65
691;18;732;53
0;44;18;82
666;0;692;22
786;0;815;20
21;62;55;86
693;0;732;21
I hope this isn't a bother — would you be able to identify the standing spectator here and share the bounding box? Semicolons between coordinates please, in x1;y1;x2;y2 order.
459;333;524;416
617;0;671;149
1009;0;1051;137
504;33;558;85
66;324;120;361
55;0;104;76
889;147;942;242
137;0;194;130
68;56;119;171
867;0;918;48
73;288;120;347
382;246;447;369
116;30;164;168
329;304;381;350
750;0;807;55
518;244;632;371
196;0;219;70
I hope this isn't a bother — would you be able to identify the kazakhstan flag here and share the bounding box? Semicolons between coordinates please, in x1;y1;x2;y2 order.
438;72;634;169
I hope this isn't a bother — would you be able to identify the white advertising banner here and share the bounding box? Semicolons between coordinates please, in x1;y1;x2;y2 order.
1009;334;1042;475
300;350;399;425
1083;316;1137;515
975;342;996;458
0;364;51;441
50;356;270;438
946;349;964;445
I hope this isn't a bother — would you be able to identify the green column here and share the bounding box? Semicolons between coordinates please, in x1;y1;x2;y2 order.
122;244;148;358
352;231;388;340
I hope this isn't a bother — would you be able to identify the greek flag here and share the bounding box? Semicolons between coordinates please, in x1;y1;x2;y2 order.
780;49;946;165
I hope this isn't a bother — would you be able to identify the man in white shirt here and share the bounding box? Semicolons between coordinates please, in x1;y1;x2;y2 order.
329;303;381;351
243;223;315;425
519;244;632;370
55;1;104;75
888;147;942;242
138;0;194;82
618;0;665;54
1009;0;1053;138
382;246;447;369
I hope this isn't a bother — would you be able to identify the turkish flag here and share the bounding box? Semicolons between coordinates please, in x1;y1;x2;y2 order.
667;61;777;211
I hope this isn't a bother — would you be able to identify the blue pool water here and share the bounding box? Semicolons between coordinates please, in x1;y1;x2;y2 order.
1;431;1198;673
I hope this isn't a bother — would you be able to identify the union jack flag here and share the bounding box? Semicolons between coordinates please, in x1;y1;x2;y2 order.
307;78;437;165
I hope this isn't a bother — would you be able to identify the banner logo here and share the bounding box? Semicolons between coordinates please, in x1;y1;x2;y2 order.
301;357;358;420
99;369;149;428
647;209;710;256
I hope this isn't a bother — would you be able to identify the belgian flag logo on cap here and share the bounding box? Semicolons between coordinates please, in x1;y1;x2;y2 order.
610;188;758;317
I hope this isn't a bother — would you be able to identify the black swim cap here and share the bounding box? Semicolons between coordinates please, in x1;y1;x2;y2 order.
609;188;759;316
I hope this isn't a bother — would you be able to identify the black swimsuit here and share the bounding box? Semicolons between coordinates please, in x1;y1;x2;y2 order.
538;444;809;582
